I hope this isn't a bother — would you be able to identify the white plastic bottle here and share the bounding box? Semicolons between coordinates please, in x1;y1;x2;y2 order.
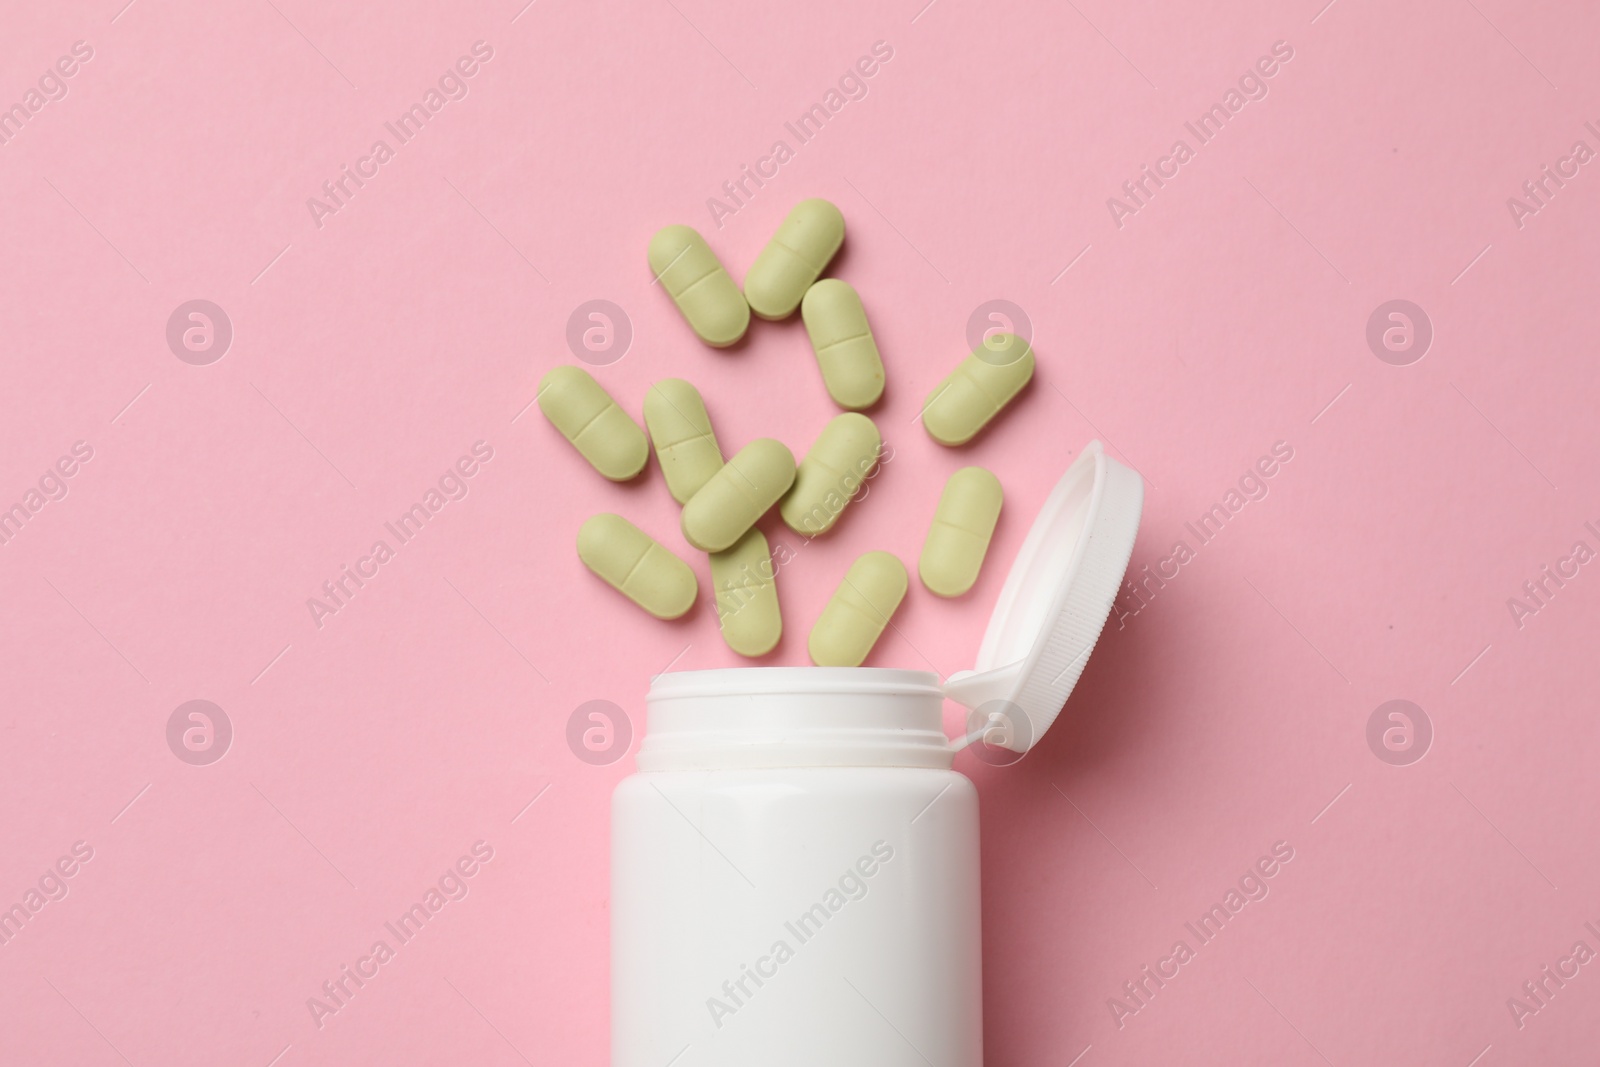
612;442;1143;1067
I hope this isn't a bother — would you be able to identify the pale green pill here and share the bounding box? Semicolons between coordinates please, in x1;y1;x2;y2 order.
577;514;697;620
681;438;797;552
648;225;750;348
921;333;1035;446
644;378;723;505
919;467;1003;598
538;365;648;481
709;528;782;657
801;279;885;410
808;551;908;667
779;412;881;537
744;198;846;320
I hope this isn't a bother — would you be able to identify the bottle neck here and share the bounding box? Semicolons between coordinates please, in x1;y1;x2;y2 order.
639;668;954;771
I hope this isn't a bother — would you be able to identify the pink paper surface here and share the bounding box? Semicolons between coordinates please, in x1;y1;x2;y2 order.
2;1;1597;1064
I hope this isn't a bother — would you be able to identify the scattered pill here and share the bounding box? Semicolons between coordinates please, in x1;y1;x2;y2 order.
780;413;881;536
808;551;908;667
648;225;749;348
921;333;1035;446
801;279;885;410
538;365;649;481
919;467;1003;597
577;514;697;620
681;438;797;552
643;378;723;505
744;199;846;320
709;528;782;657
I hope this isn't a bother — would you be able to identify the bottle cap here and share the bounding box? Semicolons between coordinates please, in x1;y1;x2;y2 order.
943;441;1144;753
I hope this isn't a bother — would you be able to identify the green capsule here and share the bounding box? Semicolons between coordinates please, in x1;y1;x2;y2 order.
801;279;885;410
577;514;697;620
919;467;1003;597
779;413;881;536
808;551;908;667
680;438;796;553
648;225;749;348
744;198;846;320
921;333;1035;446
644;378;723;505
537;365;648;481
709;528;782;657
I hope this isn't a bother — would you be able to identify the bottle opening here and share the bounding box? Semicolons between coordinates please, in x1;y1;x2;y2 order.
640;667;951;771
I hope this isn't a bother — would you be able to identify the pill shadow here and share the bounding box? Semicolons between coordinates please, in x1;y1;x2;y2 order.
740;306;807;355
820;237;854;279
711;326;759;355
616;456;662;495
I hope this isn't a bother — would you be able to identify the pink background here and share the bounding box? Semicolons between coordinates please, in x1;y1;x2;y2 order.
2;0;1598;1063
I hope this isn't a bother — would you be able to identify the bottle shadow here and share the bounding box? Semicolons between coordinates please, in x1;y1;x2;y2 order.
965;605;1169;1065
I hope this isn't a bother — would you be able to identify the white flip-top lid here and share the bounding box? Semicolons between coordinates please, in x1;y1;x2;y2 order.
942;441;1143;753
